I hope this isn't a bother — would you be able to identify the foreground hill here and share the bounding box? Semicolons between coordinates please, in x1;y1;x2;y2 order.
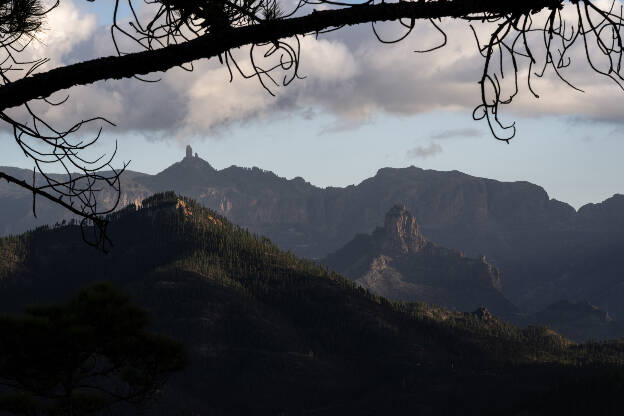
323;205;517;318
2;157;624;320
1;193;624;415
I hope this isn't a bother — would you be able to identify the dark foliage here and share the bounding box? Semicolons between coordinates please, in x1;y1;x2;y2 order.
0;192;624;414
0;282;188;416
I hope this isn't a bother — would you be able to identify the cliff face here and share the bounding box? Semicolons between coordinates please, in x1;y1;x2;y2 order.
380;205;427;255
323;206;516;318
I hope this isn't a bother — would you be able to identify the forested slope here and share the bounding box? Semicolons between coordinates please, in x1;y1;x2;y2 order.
1;193;624;414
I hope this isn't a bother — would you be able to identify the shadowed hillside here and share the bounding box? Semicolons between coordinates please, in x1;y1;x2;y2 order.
524;300;624;342
1;193;624;414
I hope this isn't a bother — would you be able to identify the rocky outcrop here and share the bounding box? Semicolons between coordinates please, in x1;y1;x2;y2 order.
472;306;494;321
323;206;517;318
381;205;426;255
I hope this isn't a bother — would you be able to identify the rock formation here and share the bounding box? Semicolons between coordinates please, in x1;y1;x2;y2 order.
323;205;516;318
381;205;426;254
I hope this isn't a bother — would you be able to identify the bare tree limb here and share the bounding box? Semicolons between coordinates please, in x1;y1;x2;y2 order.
0;170;111;250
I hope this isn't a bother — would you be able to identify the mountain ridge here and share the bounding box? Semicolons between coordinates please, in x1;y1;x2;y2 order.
4;163;603;210
1;158;623;317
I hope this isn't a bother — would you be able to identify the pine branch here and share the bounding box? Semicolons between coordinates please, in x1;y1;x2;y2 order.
0;0;563;112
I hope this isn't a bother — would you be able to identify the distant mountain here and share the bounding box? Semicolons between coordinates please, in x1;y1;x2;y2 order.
0;166;150;235
323;205;517;318
525;300;623;342
2;192;624;414
2;154;624;318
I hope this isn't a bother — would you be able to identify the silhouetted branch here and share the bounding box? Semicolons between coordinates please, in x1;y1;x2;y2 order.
0;0;565;112
0;170;115;250
0;0;126;249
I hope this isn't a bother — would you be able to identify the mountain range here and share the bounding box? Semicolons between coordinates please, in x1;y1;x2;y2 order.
2;192;624;415
2;153;623;320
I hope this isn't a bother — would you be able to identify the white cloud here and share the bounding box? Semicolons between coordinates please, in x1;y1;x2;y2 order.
299;36;359;81
431;128;483;140
30;0;97;66
181;62;274;135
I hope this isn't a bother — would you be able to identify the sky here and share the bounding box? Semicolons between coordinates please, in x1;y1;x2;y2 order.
2;0;624;209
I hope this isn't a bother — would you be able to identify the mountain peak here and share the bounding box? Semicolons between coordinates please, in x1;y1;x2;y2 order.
323;204;515;317
381;205;426;254
180;152;214;167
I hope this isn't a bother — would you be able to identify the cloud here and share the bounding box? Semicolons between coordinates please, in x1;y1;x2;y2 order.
407;142;442;159
431;128;484;140
9;3;624;138
29;0;97;67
